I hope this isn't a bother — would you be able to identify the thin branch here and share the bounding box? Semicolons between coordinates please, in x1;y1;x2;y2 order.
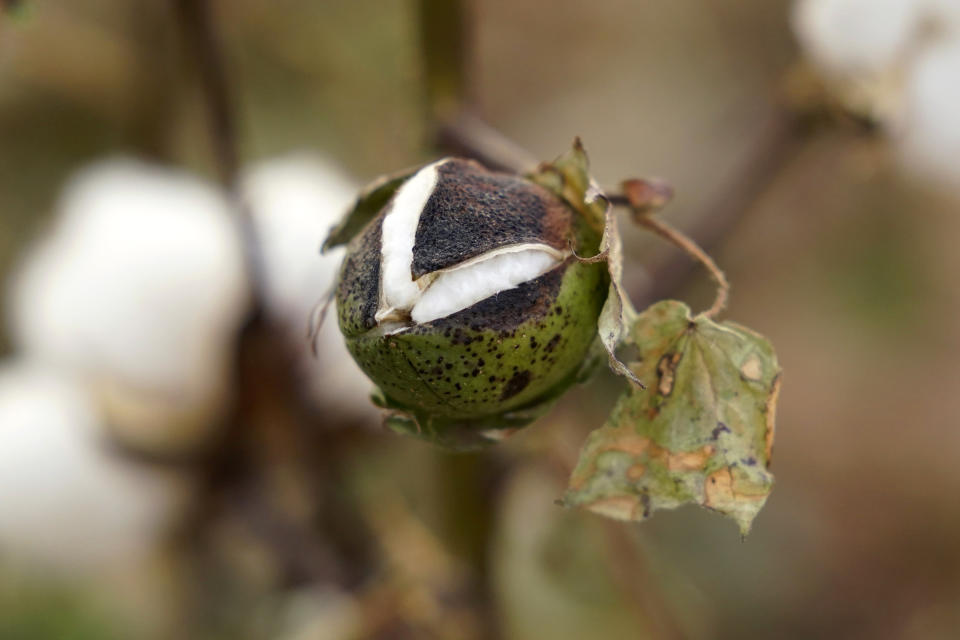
613;177;729;318
172;0;238;186
631;207;730;319
437;111;538;173
418;0;470;127
629;108;801;310
172;0;267;299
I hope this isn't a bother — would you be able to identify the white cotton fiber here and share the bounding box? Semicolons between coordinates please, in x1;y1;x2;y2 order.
8;158;249;396
0;361;187;573
7;158;250;452
792;0;922;76
411;247;560;324
378;160;445;319
898;38;960;186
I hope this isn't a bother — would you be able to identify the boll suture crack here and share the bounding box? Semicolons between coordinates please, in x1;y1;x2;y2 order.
319;140;781;534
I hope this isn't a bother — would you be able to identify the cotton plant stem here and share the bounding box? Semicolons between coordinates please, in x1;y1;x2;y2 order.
631;208;730;319
418;0;472;137
171;0;268;300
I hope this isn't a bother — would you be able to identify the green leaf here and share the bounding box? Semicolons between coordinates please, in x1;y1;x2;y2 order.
563;300;781;535
527;138;642;387
322;166;417;252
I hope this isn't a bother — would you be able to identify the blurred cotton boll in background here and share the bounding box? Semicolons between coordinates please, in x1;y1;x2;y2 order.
792;0;960;187
0;360;189;573
7;158;250;456
898;38;960;188
242;153;376;422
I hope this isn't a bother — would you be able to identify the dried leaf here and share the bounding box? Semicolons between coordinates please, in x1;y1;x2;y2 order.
527;139;641;387
322;167;416;252
564;300;781;535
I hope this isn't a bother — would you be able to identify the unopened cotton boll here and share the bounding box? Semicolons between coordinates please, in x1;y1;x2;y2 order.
241;153;375;420
897;38;960;186
7;159;250;454
0;361;188;573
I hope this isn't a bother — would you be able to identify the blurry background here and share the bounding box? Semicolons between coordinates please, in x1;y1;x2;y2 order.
1;0;960;638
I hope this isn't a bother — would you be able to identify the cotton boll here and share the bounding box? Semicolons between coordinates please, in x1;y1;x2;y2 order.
897;38;960;187
793;0;923;77
7;159;250;454
0;361;189;573
241;153;375;420
920;0;960;30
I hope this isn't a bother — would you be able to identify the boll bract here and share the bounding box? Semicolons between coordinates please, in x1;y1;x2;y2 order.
334;158;608;446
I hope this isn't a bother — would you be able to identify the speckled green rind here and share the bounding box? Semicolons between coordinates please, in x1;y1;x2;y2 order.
563;300;781;535
345;252;605;413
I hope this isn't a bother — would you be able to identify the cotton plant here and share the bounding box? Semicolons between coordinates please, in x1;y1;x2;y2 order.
241;153;376;421
7;159;250;455
327;141;781;534
793;0;960;186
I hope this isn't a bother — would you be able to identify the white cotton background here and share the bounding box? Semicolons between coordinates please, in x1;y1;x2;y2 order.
792;0;960;188
6;158;250;454
242;153;377;420
0;360;189;574
792;0;922;77
897;38;960;188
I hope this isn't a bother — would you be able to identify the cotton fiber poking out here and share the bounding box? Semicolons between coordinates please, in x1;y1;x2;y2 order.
378;159;445;319
377;159;565;325
412;247;561;323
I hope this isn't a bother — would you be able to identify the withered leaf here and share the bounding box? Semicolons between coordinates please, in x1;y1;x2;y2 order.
527;139;641;387
563;300;781;535
322;166;417;252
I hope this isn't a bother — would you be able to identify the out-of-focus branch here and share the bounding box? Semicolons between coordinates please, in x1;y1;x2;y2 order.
615;178;730;319
172;0;267;298
172;0;238;187
438;112;539;173
418;0;470;126
627;108;801;310
418;0;539;174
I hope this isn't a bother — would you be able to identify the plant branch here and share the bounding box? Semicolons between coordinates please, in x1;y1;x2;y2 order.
172;0;267;299
438;111;538;173
172;0;238;187
627;108;801;311
615;178;730;319
418;0;470;127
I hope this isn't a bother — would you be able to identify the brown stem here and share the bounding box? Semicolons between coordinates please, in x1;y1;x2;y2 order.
631;208;730;319
172;0;268;299
631;108;801;310
172;0;237;186
438;112;538;173
418;0;471;122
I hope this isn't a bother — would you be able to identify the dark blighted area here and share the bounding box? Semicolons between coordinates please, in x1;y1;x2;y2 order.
410;159;571;277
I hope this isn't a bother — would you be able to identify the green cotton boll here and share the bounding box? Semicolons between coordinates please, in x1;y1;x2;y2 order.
334;158;608;446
